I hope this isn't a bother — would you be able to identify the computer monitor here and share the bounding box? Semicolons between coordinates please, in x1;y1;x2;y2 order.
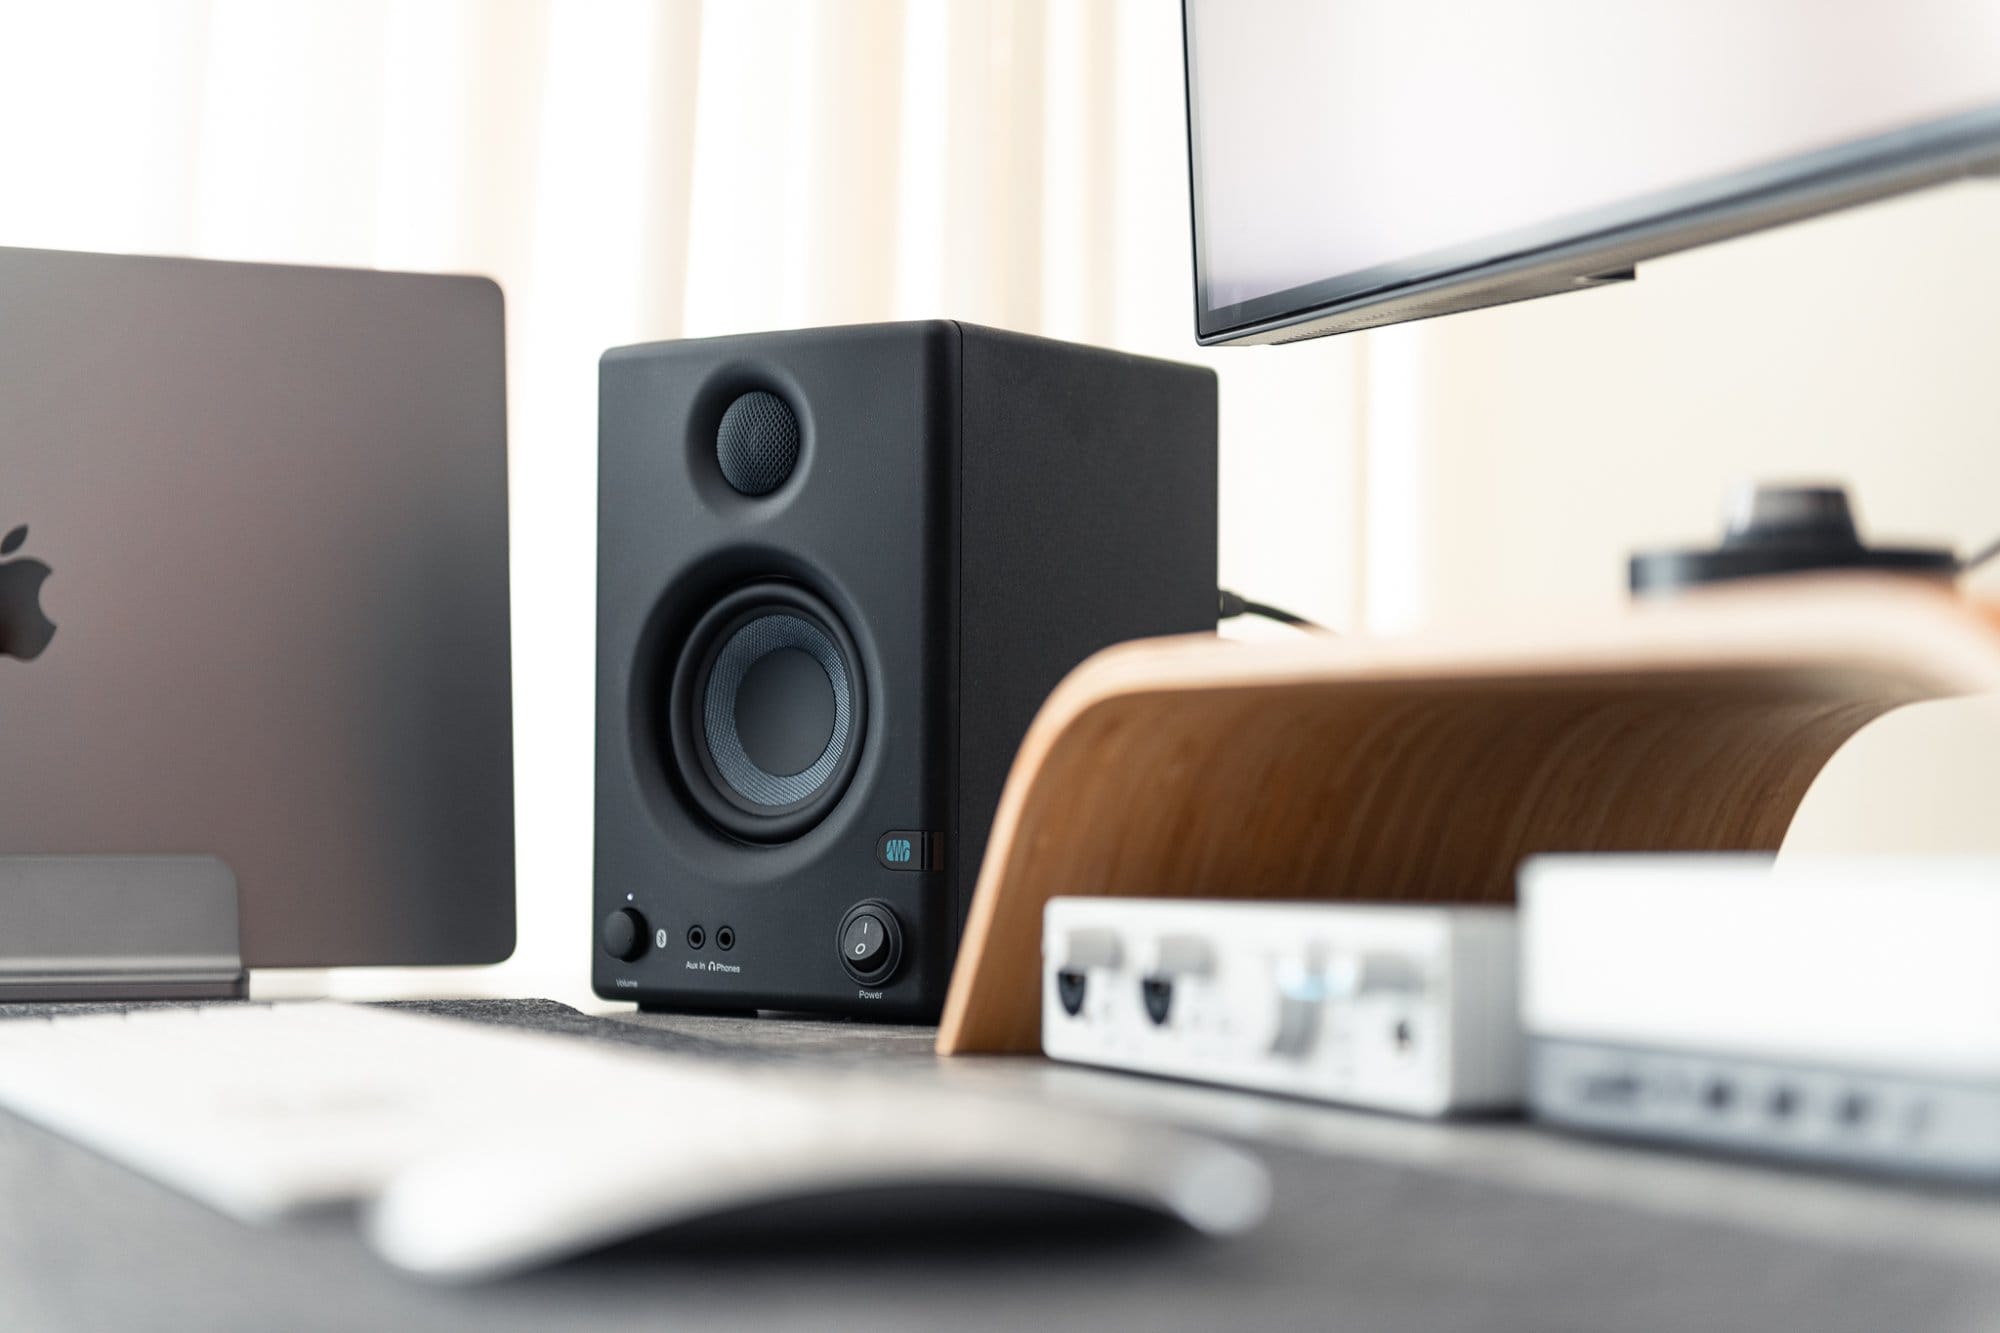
0;248;514;968
1183;0;2000;345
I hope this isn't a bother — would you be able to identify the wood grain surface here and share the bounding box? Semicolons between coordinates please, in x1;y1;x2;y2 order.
938;577;2000;1055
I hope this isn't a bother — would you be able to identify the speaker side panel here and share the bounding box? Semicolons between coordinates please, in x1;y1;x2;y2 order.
594;323;958;1019
952;324;1220;932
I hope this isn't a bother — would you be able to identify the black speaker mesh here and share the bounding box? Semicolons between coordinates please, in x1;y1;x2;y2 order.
715;391;800;495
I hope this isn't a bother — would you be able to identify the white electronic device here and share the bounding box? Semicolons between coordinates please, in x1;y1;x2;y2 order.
0;1003;1269;1280
1041;898;1522;1116
1521;854;2000;1179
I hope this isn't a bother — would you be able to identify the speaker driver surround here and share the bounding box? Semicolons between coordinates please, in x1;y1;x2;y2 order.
668;583;865;843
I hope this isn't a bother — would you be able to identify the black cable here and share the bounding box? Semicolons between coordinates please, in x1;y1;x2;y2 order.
1217;588;1328;632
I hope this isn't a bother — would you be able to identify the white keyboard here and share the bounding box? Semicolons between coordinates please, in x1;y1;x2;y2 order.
0;1002;1268;1280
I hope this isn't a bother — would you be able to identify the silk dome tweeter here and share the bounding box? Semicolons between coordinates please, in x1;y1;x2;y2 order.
714;390;800;495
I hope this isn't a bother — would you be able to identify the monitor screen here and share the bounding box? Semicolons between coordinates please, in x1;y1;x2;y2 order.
1185;0;2000;343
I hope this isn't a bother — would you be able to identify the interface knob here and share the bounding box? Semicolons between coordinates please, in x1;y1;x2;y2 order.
601;907;648;962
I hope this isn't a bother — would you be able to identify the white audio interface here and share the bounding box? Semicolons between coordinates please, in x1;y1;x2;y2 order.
1041;898;1522;1116
1522;854;2000;1179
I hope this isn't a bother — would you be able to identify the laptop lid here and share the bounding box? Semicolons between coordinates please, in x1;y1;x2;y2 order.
0;248;513;967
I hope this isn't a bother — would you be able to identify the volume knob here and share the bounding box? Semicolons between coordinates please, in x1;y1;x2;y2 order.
601;907;648;962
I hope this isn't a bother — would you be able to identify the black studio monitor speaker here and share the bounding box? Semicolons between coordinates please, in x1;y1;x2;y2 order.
593;321;1217;1020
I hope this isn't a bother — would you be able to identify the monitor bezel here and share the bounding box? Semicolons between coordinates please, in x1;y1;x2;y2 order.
1182;1;2000;345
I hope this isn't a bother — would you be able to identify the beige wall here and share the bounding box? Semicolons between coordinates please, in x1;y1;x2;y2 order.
1351;178;2000;628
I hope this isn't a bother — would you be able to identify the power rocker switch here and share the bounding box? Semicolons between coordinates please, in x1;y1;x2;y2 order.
837;900;904;985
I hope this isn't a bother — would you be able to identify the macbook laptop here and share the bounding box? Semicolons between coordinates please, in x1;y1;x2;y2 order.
0;247;513;968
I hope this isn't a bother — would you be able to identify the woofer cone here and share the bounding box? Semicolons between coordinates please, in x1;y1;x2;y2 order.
667;583;865;843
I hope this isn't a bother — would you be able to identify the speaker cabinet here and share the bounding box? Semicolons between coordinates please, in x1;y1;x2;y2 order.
593;321;1216;1020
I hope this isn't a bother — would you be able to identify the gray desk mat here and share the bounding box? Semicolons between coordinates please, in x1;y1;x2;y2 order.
2;998;1996;1333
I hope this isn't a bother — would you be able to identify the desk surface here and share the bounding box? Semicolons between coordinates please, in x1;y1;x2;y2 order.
5;1001;1999;1333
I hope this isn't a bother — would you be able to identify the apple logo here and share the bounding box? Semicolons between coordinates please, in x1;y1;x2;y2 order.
0;524;57;662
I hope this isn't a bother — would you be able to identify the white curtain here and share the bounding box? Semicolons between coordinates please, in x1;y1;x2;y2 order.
0;0;1360;996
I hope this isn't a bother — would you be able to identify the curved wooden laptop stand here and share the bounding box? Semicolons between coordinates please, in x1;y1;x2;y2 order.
937;578;2000;1055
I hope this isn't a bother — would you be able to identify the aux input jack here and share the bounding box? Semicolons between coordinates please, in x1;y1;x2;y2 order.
686;925;706;950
